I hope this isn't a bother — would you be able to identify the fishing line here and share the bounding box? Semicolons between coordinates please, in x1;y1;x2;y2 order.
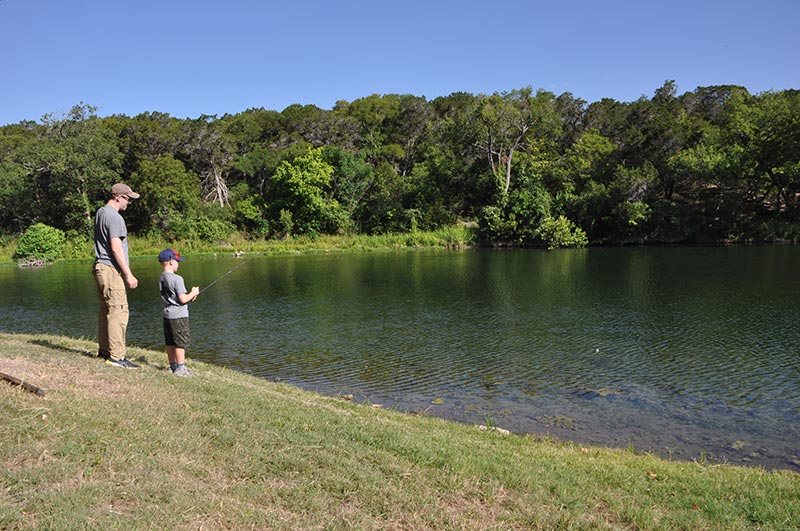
199;255;252;294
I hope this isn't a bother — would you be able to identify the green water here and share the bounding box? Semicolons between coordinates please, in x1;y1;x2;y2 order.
2;246;798;470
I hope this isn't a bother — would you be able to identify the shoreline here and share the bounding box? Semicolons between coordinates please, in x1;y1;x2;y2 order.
2;332;798;530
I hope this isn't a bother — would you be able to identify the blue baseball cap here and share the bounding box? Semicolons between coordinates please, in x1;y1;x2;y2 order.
158;248;183;262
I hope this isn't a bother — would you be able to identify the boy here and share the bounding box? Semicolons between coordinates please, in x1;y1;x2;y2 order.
158;248;200;376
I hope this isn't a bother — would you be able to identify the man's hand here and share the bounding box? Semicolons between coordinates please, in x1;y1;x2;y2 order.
126;274;139;289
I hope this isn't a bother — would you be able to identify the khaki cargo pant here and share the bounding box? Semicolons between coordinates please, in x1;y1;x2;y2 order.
93;263;129;361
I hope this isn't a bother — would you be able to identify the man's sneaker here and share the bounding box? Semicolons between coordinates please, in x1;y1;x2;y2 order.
172;365;192;377
105;358;139;369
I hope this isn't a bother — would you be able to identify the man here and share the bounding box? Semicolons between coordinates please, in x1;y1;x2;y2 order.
93;183;140;368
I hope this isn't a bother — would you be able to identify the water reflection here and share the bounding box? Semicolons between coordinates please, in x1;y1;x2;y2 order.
1;246;799;470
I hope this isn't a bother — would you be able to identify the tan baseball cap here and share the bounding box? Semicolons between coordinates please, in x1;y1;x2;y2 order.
111;183;140;199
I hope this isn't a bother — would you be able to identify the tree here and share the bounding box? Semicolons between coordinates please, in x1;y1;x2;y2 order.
429;92;486;218
474;88;561;200
736;91;800;218
346;94;402;165
281;104;360;149
268;148;344;235
10;104;122;233
181;115;235;207
0;122;38;233
117;112;185;174
382;95;435;177
129;154;201;235
322;146;374;233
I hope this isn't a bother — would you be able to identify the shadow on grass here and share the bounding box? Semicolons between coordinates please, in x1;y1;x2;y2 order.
28;339;154;368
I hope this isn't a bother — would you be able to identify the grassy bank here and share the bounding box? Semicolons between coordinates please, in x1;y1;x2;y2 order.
0;225;477;264
1;333;798;530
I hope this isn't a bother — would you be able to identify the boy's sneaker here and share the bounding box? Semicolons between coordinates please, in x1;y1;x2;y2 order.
172;365;192;377
105;358;139;369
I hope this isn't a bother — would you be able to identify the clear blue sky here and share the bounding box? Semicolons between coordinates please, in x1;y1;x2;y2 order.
1;0;797;126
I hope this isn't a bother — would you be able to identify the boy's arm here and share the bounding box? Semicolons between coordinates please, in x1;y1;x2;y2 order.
177;286;200;305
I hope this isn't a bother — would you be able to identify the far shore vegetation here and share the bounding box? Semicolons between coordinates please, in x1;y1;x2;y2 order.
1;225;477;265
2;83;799;263
2;332;798;530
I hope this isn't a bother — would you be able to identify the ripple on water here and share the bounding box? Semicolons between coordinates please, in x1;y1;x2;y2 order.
2;248;799;471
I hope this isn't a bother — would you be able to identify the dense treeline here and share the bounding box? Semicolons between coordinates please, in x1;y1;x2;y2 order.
1;81;798;249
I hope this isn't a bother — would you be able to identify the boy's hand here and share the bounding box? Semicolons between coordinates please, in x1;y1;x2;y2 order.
190;286;200;301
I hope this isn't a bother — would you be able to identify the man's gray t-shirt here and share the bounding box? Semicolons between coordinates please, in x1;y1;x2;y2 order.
94;204;128;269
160;272;190;319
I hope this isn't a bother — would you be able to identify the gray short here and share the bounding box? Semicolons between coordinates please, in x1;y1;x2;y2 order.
163;317;191;348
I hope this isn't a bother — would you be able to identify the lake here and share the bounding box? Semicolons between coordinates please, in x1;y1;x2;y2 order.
1;246;798;471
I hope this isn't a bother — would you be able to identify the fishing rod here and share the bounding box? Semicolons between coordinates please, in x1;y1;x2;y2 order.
199;254;252;294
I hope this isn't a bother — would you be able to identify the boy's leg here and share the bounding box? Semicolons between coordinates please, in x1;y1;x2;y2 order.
166;345;178;365
174;347;186;365
164;318;178;370
166;318;192;375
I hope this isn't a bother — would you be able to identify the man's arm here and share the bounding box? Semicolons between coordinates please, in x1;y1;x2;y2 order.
110;237;138;288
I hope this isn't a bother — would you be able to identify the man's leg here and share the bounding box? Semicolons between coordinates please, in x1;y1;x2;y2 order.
93;265;110;357
95;264;130;362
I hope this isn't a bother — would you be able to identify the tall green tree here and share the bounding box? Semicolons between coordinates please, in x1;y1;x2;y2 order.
117;112;184;178
129;154;201;235
322;146;374;233
7;104;123;233
474;88;561;200
268;148;344;235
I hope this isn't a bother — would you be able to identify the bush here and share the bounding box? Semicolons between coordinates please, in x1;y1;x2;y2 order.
13;223;66;263
234;195;270;238
477;205;513;245
536;216;588;249
63;229;92;259
277;209;294;239
194;218;236;243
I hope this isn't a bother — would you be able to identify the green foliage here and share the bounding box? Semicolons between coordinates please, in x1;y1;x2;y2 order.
356;161;406;234
130;154;202;232
0;86;799;245
268;148;346;235
278;209;294;239
163;207;236;244
194;218;237;243
234;195;269;237
477;176;554;246
322;145;374;233
3;105;122;233
13;223;66;263
536;215;588;249
63;229;92;259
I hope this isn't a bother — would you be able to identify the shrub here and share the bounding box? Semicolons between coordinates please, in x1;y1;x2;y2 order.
234;195;270;238
537;216;588;249
13;223;66;263
194;218;236;244
277;209;294;239
64;230;92;259
477;205;512;245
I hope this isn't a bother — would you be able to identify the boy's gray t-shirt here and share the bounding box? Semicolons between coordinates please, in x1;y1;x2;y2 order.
94;204;128;269
160;272;189;319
